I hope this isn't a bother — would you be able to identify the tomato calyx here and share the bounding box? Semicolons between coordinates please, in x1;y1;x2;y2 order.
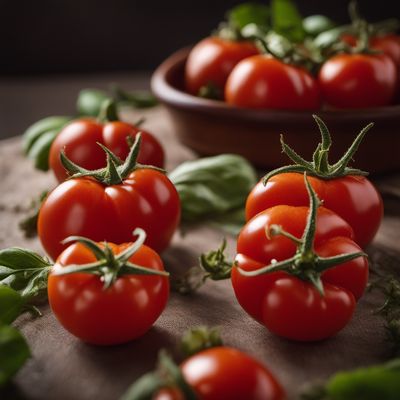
97;98;119;123
121;350;198;400
172;239;232;294
53;228;169;289
238;174;367;296
263;115;373;184
181;326;223;357
60;132;165;185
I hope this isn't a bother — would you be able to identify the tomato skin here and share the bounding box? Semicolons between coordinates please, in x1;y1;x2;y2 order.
155;347;285;400
246;173;383;248
318;53;397;108
48;241;169;345
185;37;259;96
38;169;181;260
49;119;165;182
225;55;321;110
232;205;368;341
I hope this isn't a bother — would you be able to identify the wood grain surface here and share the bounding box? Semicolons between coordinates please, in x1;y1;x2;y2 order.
1;106;400;400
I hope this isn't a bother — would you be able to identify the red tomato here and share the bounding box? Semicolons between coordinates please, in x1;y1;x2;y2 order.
38;168;180;260
48;240;169;345
185;37;259;96
318;53;397;108
49;119;164;182
246;172;383;248
155;347;285;400
225;55;321;110
231;205;368;341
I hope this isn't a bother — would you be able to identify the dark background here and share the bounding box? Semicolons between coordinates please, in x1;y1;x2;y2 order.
2;0;400;75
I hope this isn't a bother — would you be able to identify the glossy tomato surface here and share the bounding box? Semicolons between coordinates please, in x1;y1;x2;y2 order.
225;55;321;110
185;37;259;96
38;169;181;260
49;119;165;182
232;205;368;341
48;241;169;345
155;347;285;400
318;53;396;108
246;173;383;248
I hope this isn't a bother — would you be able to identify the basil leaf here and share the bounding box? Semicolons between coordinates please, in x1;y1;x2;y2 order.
0;325;30;388
112;87;158;109
227;2;270;30
271;0;305;42
0;286;24;325
76;89;111;117
23;115;71;155
27;129;59;171
0;248;51;301
169;154;257;224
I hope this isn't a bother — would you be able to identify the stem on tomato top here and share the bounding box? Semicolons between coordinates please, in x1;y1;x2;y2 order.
53;228;169;290
97;99;119;123
238;173;367;296
263;115;373;184
60;132;165;185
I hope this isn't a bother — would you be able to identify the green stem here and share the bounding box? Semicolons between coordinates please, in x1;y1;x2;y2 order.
97;99;119;123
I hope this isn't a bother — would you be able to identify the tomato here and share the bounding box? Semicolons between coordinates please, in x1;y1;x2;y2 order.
154;347;285;400
318;52;397;108
225;55;321;110
185;37;259;97
48;237;169;345
246;172;383;248
371;34;400;67
49;119;164;182
232;204;368;341
38;140;180;260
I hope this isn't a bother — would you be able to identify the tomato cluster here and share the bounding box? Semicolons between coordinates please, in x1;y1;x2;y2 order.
230;115;381;341
185;33;400;109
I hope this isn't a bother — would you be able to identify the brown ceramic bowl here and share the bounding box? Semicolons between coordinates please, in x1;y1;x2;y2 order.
151;47;400;174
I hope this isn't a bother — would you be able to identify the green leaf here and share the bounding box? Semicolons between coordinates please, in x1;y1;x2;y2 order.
227;2;270;30
26;129;59;171
313;25;351;49
0;325;30;387
303;15;335;37
169;154;257;225
112;87;158;109
22;116;71;154
0;286;24;325
0;248;51;301
271;0;305;42
76;89;111;117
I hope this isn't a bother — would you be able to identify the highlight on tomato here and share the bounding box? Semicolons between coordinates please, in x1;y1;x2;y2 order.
48;228;169;345
232;174;369;341
38;134;181;260
121;327;285;400
49;99;164;182
246;115;383;248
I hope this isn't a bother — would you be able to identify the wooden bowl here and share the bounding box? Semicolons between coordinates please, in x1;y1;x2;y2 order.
151;48;400;174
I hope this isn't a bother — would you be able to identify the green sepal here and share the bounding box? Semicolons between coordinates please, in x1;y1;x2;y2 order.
181;326;223;358
263;115;372;184
112;86;158;109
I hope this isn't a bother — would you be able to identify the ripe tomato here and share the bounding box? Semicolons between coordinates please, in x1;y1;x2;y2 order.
185;37;259;97
38;167;180;260
246;172;383;248
48;239;169;345
225;55;321;110
318;53;397;108
231;205;368;341
49;119;164;182
154;347;285;400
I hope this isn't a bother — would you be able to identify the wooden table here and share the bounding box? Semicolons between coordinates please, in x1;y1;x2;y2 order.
1;101;400;400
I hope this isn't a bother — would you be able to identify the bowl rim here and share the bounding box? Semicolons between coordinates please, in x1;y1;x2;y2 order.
151;47;400;123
